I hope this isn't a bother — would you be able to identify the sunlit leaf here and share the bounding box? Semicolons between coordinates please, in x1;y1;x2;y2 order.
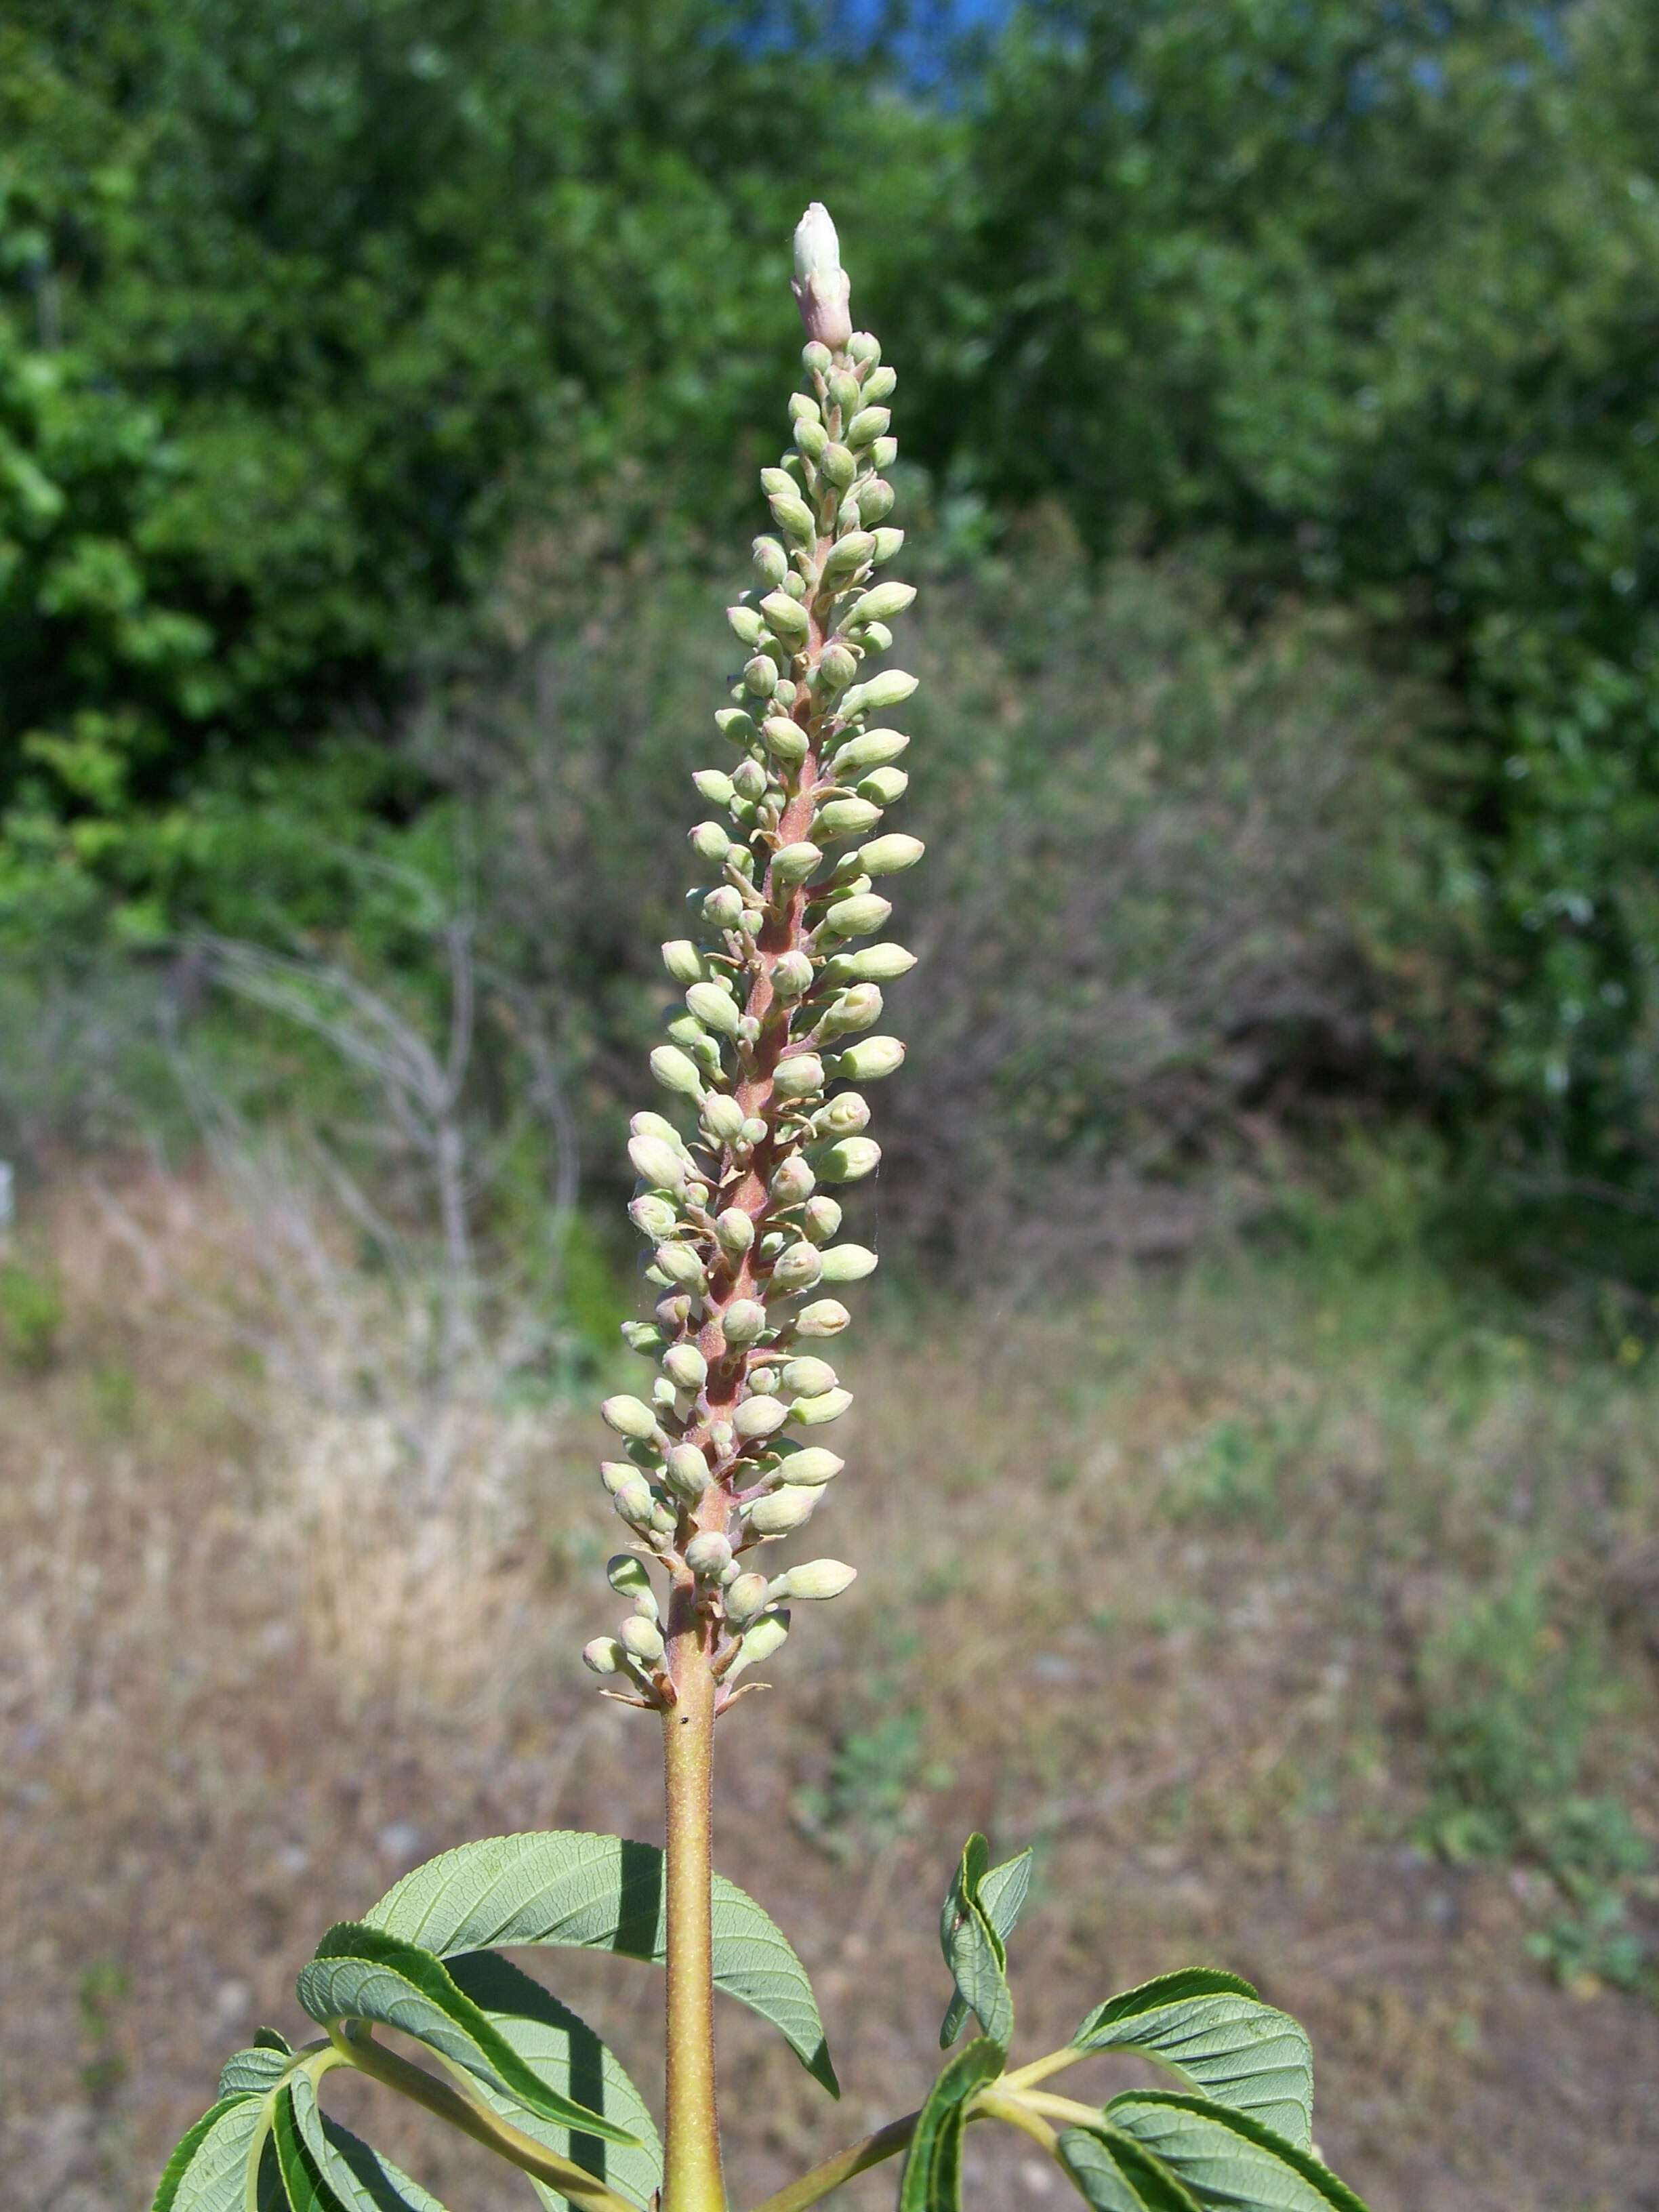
1073;1971;1312;2148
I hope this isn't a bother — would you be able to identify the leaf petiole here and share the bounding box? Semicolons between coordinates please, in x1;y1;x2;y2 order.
1002;2044;1087;2093
745;2112;920;2212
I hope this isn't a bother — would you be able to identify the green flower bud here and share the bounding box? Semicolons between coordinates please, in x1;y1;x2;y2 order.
747;1364;781;1397
761;590;810;648
613;1475;660;1532
747;1486;818;1535
870;526;905;564
583;1637;625;1676
600;1460;639;1495
792;1387;853;1427
621;1319;668;1354
777;1446;844;1486
802;340;832;375
845;404;890;449
870;437;897;470
728;605;766;648
744;653;779;696
859;766;909;805
802;1193;842;1242
831;727;909;777
771;1153;817;1204
847;579;916;626
819;441;857;490
629;1134;688;1192
702;886;745;929
832;941;916;982
858;478;896;525
753;536;789;587
739;1116;769;1147
778;1559;857;1601
821;531;875;586
628;1193;680;1240
788;390;821;422
793;414;828;462
819;1242;879;1282
783;1355;839;1397
858;620;893;654
687;982;742;1037
816;1092;870;1139
655;1242;706;1292
819;889;892;937
770;950;815;999
725;1572;771;1626
762;716;809;764
664;1441;712;1499
722;1298;767;1347
735;1395;790;1440
731;757;769;802
815;1138;882;1183
832;1035;907;1082
847;330;881;364
772;1053;825;1101
602;1395;659;1442
771;1242;824;1291
685;1531;733;1580
816;797;884;839
701;1093;747;1144
715;1206;755;1256
663;1343;708;1393
651;1044;706;1099
771;841;822;888
863;359;897;398
827;369;861;415
633;1110;689;1150
693;769;736;807
662;938;705;984
840;668;917;719
817;983;884;1037
727;1611;790;1676
769;493;817;546
857;834;924;877
716;707;756;740
607;1554;653;1599
621;1615;665;1664
795;1298;851;1338
761;466;796;499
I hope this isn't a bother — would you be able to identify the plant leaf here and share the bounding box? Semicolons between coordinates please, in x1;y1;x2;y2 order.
1057;2124;1206;2212
1073;1971;1313;2149
898;2037;1004;2212
1107;2094;1370;2212
445;1950;663;2211
218;2045;294;2100
365;1828;837;2095
938;1835;1023;2050
273;2088;338;2212
296;1922;637;2146
288;2072;447;2212
255;2029;295;2055
152;2095;269;2212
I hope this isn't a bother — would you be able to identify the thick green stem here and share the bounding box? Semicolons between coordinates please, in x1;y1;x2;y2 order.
663;1611;725;2212
745;2112;919;2212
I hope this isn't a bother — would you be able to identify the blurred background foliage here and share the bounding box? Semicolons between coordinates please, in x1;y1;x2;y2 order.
3;0;1659;1281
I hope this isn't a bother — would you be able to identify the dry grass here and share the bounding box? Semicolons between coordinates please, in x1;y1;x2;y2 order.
1;1166;1656;2211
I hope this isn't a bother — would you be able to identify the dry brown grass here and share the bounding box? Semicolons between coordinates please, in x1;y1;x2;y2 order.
1;1167;1656;2211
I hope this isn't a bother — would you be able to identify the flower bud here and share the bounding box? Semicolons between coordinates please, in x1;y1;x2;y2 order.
762;716;808;764
687;982;742;1037
739;1116;769;1147
792;202;853;351
753;536;789;587
860;766;908;806
743;653;779;696
772;1053;825;1102
703;886;745;929
685;1532;733;1580
819;441;856;490
607;1554;653;1598
840;668;918;720
783;1355;839;1397
655;1292;693;1332
769;950;815;999
815;642;859;697
830;729;908;779
761;590;810;649
814;797;882;840
662;938;705;984
664;1441;712;1500
747;1486;818;1534
735;1395;790;1440
727;605;766;647
634;1110;688;1149
748;1363;781;1397
795;1298;851;1338
629;1134;687;1193
821;531;875;587
771;1242;823;1291
815;1139;881;1183
663;1343;708;1393
778;1559;857;1601
819;890;892;937
867;525;903;566
870;438;897;470
728;1612;790;1677
832;941;916;982
655;1242;706;1291
650;1044;705;1099
771;841;822;888
787;391;821;423
693;769;735;808
802;1194;842;1242
621;1320;667;1356
853;478;893;526
583;1637;625;1675
817;983;884;1037
602;1395;660;1443
701;1093;747;1143
620;1616;665;1664
722;1298;767;1347
732;756;769;802
793;414;828;462
725;1572;771;1627
778;1446;844;1486
802;338;832;373
827;369;862;414
769;492;817;546
857;835;923;879
628;1194;679;1241
845;405;890;449
612;1475;660;1532
771;1153;817;1204
846;580;916;627
832;1036;906;1082
792;1387;853;1426
715;1206;755;1257
819;1242;879;1282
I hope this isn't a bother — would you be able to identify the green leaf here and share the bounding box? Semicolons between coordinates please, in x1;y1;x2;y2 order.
938;1834;1025;2050
295;1922;638;2146
288;2073;447;2212
256;2029;295;2054
218;2045;294;2100
445;1951;662;2211
1073;1971;1313;2150
366;1828;837;2095
152;2095;270;2212
273;2088;338;2212
898;2037;1004;2212
1057;2124;1205;2212
1107;2095;1370;2212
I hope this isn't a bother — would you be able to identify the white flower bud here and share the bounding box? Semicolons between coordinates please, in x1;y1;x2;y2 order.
869;526;904;565
846;580;916;627
840;668;917;719
845;405;890;449
802;1194;842;1242
783;1355;838;1397
817;983;884;1037
778;1559;857;1601
769;492;817;546
792;1387;853;1427
795;1298;851;1338
601;1395;660;1442
830;728;908;777
620;1616;665;1664
753;535;789;586
832;1036;906;1081
693;769;736;806
761;590;810;648
819;890;892;939
633;1110;689;1149
773;1053;825;1101
735;1395;790;1440
771;1153;817;1204
701;1093;747;1144
816;797;884;839
770;1242;824;1291
703;886;745;929
860;766;908;806
629;1134;687;1192
739;1116;768;1146
662;939;705;984
612;1475;660;1531
663;1344;708;1393
687;981;742;1036
857;834;923;878
690;819;731;865
771;840;822;888
651;1044;705;1099
715;1206;755;1256
762;716;809;764
777;1446;844;1486
725;1572;771;1627
722;1298;767;1347
685;1531;733;1580
664;1441;712;1500
655;1242;706;1290
819;1242;878;1282
769;950;815;999
816;1138;881;1183
747;1363;781;1396
833;942;916;982
870;435;898;470
727;1611;790;1678
621;1319;667;1355
728;604;766;647
583;1637;625;1676
791;202;853;351
821;531;875;587
815;1092;870;1137
628;1194;679;1240
814;640;859;695
747;1485;818;1534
